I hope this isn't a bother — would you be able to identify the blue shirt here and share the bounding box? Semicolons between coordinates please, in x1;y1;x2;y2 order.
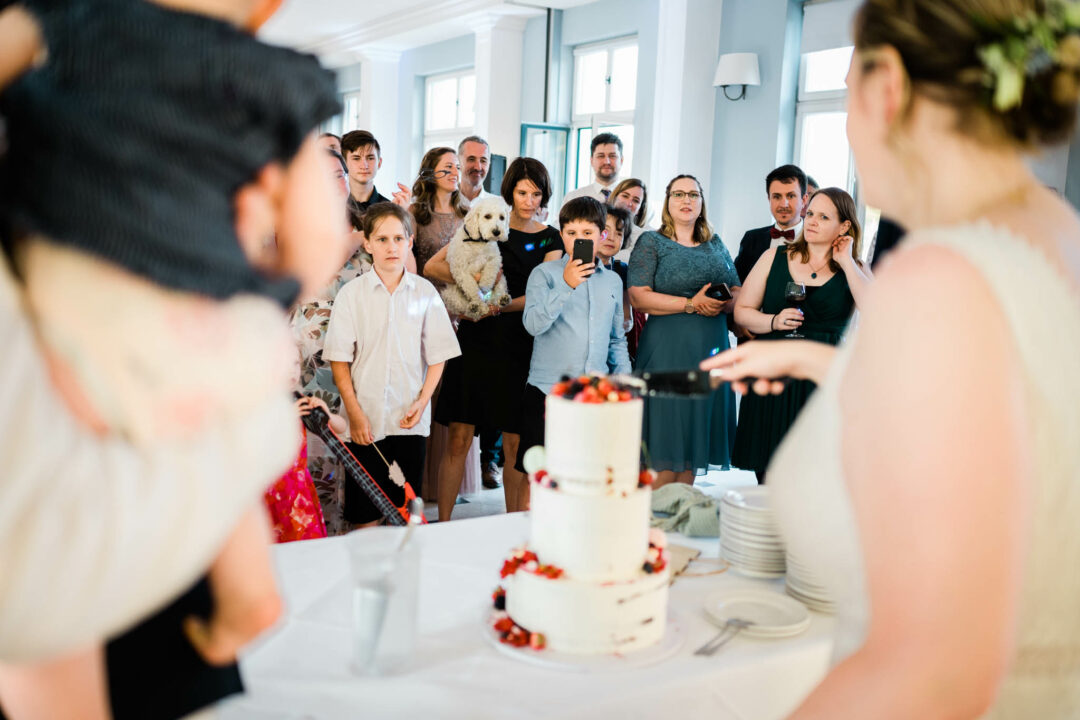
522;256;631;393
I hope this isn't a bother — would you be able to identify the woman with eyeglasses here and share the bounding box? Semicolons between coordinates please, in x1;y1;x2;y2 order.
627;175;741;489
425;157;562;518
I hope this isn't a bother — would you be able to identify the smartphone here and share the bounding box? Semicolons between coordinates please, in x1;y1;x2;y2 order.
572;239;594;266
705;282;732;301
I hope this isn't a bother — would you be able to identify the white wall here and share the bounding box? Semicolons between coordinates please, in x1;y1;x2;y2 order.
555;0;661;184
709;0;803;251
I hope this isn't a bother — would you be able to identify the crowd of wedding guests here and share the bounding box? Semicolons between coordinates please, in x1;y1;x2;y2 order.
3;1;1078;719
294;127;874;532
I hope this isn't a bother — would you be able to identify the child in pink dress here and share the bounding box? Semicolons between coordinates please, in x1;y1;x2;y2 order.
263;395;347;543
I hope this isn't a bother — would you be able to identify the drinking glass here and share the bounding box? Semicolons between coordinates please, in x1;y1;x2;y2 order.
783;282;806;338
348;526;420;675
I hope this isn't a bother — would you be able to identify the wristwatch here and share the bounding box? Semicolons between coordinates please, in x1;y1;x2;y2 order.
684;298;695;314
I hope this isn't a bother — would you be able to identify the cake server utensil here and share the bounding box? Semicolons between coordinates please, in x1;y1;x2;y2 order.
617;370;788;397
693;618;755;656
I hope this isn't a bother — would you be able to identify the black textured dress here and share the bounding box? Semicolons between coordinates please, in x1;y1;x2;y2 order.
731;247;855;475
435;225;561;433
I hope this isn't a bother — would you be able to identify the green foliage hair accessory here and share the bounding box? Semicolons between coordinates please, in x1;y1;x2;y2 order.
976;0;1080;111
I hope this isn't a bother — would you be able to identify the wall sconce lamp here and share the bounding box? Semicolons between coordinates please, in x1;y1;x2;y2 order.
713;52;760;101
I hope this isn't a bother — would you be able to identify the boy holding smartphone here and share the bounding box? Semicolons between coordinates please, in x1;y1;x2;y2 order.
515;197;632;481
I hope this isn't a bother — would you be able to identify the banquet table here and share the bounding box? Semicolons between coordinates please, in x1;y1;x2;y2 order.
217;513;834;720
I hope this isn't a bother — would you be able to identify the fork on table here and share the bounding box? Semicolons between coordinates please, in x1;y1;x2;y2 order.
693;618;754;656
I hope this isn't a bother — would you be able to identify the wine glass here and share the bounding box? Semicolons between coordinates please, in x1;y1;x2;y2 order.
783;282;806;338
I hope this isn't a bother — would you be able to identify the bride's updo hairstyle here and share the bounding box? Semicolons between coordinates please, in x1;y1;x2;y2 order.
854;0;1080;148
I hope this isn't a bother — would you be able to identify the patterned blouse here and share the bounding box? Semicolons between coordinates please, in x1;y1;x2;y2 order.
289;242;370;535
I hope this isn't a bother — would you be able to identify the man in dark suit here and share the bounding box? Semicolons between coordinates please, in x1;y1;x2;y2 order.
871;216;905;269
733;164;809;282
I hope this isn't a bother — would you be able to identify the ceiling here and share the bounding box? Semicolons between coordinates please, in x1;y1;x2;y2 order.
260;0;596;65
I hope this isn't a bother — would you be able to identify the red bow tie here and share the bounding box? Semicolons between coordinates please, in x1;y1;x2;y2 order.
770;227;795;240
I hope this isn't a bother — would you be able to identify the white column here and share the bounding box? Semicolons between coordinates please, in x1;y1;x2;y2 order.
473;16;528;160
357;47;403;187
648;0;689;195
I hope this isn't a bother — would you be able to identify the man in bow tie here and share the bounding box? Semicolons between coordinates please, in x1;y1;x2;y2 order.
733;164;809;283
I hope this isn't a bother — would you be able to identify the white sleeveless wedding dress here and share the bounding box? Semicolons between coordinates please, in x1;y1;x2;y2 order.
769;222;1080;717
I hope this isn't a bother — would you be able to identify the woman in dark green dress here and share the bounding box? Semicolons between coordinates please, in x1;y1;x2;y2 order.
731;187;873;482
628;175;741;487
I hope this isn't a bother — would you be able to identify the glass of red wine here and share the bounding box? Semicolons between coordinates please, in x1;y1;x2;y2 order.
783;281;806;338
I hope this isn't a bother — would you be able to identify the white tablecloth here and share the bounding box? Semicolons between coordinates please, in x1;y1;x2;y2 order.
218;513;833;720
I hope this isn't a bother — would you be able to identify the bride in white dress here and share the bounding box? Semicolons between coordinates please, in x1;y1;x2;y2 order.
703;1;1080;717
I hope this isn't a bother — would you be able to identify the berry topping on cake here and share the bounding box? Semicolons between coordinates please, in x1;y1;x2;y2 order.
492;586;506;610
642;534;669;574
492;613;547;651
638;469;657;487
531;470;558;490
500;549;565;580
550;374;642;402
500;549;539;578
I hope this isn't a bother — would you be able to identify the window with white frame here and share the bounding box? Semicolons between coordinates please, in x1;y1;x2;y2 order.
794;45;854;194
342;91;362;134
571;37;637;189
320;90;362;137
796;0;881;257
423;70;475;153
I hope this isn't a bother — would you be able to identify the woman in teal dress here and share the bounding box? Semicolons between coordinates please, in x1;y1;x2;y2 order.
628;175;741;487
731;187;873;481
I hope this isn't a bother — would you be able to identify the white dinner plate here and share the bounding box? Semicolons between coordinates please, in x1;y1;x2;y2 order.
703;588;811;638
785;585;836;614
721;487;775;514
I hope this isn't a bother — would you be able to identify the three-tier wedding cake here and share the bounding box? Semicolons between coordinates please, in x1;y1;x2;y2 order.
491;376;669;654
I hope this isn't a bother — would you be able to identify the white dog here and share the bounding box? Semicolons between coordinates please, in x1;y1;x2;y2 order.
441;196;512;320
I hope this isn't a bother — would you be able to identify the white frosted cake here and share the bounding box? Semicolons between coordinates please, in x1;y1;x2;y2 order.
492;376;669;654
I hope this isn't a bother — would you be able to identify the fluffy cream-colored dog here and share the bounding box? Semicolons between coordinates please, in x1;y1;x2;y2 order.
441;196;512;320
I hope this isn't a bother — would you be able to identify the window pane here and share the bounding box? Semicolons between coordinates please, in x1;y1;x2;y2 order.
605;123;634;178
457;74;475;128
574;50;607;115
524;126;569;209
426;77;457;131
343;92;361;133
608;45;638;112
803;46;854;93
797;111;851;193
573;123;635;189
575;127;593;189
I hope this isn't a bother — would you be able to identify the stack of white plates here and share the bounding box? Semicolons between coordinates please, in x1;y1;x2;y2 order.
784;548;836;613
720;487;785;578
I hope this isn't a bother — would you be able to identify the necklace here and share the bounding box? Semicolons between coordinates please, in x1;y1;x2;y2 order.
808;254;831;280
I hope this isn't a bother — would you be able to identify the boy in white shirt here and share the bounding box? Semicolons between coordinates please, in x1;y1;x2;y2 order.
324;203;460;526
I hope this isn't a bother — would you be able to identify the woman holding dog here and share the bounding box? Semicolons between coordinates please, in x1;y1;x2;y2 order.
407;148;474;502
426;157;561;519
410;147;468;287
